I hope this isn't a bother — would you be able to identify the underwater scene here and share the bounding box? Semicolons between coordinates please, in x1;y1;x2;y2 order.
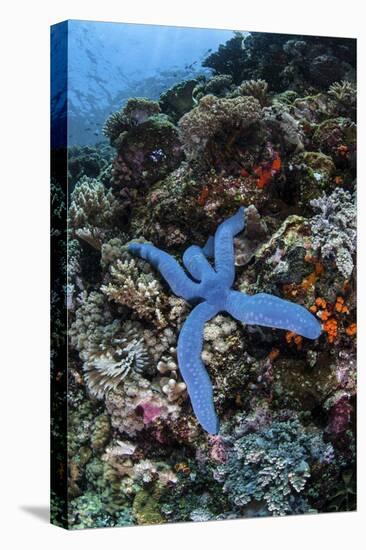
51;20;357;529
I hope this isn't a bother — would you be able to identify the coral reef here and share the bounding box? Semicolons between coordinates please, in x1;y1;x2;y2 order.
203;33;355;92
68;176;124;244
215;415;333;516
68;144;114;187
129;208;321;433
64;30;357;529
236;79;269;107
103;97;161;147
178;94;262;159
159;79;199;122
310;188;356;279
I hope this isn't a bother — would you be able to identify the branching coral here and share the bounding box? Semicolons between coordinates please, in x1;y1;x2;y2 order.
160;378;187;402
178;94;262;158
68;176;122;231
236;79;269;107
215;417;333;516
310;188;356;279
328;81;356;106
100;237;126;270
101;258;170;328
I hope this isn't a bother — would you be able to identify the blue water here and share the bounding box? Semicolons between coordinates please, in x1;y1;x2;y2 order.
52;20;235;147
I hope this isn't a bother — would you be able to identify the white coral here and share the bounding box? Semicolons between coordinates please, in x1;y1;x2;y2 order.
310;188;356;279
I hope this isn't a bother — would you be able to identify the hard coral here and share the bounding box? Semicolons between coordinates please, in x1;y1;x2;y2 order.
68;176;122;231
101;258;171;328
215;416;332;516
111;115;183;190
129;208;320;434
178;94;262;159
236;79;269;107
310;188;356;279
103;97;161;147
105;373;181;438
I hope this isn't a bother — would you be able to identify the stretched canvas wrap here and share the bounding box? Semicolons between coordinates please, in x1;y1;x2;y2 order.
51;20;357;529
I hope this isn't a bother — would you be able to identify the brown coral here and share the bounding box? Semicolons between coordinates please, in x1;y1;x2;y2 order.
178;94;262;159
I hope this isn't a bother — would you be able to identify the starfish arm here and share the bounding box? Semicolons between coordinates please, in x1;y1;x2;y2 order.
202;235;214;258
177;301;220;434
128;243;200;301
226;290;322;339
214;207;245;286
183;245;216;281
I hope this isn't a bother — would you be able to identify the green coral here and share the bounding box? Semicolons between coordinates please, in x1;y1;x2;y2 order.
216;417;330;516
133;490;164;525
91;414;111;451
288;151;336;209
68;492;135;529
103;97;161;147
159;79;198;122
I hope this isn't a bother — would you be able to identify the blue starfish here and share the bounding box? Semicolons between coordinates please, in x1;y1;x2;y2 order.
128;207;321;434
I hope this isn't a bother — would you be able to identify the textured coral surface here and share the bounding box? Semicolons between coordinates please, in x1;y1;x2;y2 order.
54;30;356;529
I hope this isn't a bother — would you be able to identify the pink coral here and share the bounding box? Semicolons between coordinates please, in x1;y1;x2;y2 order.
137;401;163;424
326;395;352;435
209;435;228;464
